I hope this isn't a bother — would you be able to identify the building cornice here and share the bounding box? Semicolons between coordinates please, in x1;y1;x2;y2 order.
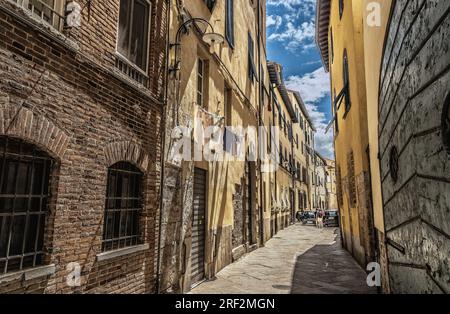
288;89;316;132
267;61;298;123
315;0;331;72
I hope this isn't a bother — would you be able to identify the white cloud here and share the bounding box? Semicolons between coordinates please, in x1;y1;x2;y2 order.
268;21;315;43
266;15;283;29
267;0;316;12
266;1;317;54
285;67;335;159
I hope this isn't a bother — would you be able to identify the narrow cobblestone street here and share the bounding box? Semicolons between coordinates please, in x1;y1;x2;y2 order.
191;224;376;294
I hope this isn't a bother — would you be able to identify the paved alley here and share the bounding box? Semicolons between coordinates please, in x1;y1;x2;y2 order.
191;224;377;294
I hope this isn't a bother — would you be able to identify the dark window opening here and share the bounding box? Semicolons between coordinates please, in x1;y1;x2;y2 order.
248;32;257;81
225;0;234;48
0;137;53;275
103;162;143;252
117;0;150;72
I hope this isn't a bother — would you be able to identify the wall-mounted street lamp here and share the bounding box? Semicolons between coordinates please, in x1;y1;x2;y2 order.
169;18;224;74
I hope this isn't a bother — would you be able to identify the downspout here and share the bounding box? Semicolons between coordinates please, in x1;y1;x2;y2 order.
156;0;171;294
291;126;295;223
256;0;265;245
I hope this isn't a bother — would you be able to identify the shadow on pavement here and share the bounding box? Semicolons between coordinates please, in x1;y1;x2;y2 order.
290;231;377;294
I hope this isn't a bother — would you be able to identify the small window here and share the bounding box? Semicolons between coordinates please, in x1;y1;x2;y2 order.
0;137;53;274
103;162;143;252
197;59;205;107
117;0;151;72
339;0;344;19
442;93;450;159
225;0;234;48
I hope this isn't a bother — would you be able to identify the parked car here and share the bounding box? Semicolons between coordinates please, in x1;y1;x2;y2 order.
302;211;317;225
324;210;339;227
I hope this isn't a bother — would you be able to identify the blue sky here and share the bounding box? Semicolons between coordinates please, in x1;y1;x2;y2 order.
266;0;334;159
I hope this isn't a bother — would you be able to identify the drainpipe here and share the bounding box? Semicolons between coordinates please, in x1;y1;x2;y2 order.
291;127;295;223
156;0;171;294
256;0;265;245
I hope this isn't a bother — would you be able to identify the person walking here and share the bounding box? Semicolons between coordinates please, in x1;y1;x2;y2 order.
316;209;324;229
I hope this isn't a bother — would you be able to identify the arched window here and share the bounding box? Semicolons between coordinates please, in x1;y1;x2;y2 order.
0;136;54;274
103;162;143;252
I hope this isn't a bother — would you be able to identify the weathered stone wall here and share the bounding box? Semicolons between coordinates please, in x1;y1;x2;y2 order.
232;183;245;249
379;0;450;293
0;0;167;293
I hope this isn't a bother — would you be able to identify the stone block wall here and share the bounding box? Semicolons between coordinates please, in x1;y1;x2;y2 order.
379;0;450;293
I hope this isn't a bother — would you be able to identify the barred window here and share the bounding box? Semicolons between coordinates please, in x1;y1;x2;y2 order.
0;137;53;274
103;162;143;252
13;0;66;30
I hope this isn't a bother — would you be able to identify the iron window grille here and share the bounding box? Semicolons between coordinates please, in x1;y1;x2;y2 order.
0;136;53;275
102;162;143;252
12;0;66;31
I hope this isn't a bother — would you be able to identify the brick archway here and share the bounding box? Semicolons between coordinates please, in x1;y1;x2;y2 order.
0;94;70;160
103;140;149;172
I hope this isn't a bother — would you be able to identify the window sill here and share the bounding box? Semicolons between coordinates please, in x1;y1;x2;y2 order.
0;264;56;284
96;244;149;262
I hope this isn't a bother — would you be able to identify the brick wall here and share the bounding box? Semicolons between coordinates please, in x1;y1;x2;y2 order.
0;0;167;293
